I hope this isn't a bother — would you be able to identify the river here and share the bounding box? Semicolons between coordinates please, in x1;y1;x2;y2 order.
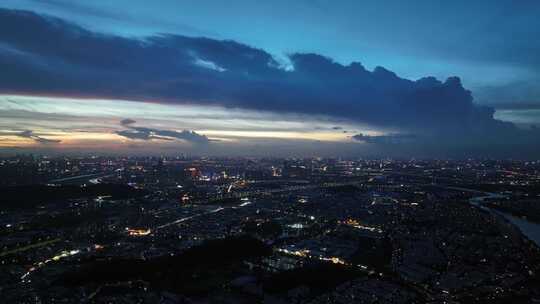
469;193;540;247
495;211;540;246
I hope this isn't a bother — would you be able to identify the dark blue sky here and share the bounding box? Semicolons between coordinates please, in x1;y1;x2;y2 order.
0;1;539;157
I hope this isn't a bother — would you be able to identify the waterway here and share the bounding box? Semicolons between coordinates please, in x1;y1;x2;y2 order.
469;193;540;247
496;211;540;246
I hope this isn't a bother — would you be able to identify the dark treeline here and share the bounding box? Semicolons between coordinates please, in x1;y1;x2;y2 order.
0;184;147;209
57;236;271;295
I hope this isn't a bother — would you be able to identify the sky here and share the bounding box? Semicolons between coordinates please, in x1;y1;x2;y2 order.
0;0;539;158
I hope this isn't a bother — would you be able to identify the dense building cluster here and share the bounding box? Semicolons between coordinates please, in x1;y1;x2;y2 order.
1;155;539;303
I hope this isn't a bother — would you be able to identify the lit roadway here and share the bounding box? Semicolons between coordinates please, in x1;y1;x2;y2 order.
154;179;367;231
154;201;253;231
205;179;366;203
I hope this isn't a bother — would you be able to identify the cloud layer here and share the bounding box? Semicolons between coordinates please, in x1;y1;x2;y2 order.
117;119;209;144
0;130;61;144
352;133;416;145
0;8;539;157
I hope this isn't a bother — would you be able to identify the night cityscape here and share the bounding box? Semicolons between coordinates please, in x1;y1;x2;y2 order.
1;1;540;303
1;156;539;303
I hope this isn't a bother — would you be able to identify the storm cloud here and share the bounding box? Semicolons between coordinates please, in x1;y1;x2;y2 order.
0;8;539;157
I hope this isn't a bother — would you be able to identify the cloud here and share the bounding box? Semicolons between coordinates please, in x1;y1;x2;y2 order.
0;8;539;157
0;9;488;131
13;130;61;144
120;118;136;126
352;133;416;145
116;119;209;144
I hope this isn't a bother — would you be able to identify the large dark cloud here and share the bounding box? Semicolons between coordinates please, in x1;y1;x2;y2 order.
0;8;539;157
